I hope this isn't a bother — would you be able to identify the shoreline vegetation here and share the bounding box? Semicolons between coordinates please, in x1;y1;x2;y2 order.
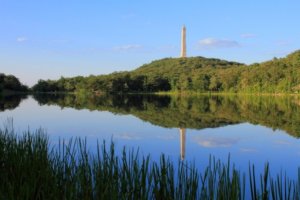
1;124;300;199
0;73;28;94
2;49;300;96
155;91;300;96
3;90;300;97
31;50;300;95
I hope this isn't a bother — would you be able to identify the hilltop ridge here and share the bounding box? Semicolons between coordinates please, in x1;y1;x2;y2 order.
31;50;300;94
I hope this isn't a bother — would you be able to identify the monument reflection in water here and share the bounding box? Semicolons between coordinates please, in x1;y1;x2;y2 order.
2;93;300;177
179;128;186;160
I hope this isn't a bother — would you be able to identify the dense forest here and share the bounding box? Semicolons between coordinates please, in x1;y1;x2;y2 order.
32;50;300;94
0;73;28;94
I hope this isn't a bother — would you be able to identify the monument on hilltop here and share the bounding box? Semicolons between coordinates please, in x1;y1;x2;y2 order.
181;25;187;58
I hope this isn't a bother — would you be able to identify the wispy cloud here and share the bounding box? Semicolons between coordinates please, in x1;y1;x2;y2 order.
16;36;28;42
157;45;177;52
50;39;70;44
115;133;141;140
156;134;176;140
240;148;258;153
267;50;290;57
198;38;240;48
276;40;290;46
241;33;257;39
194;136;239;148
274;140;291;145
121;13;136;20
113;44;143;51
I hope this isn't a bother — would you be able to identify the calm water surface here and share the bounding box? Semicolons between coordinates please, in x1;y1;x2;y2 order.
1;94;300;177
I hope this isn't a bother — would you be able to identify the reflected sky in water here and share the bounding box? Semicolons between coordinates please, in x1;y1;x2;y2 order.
1;95;300;178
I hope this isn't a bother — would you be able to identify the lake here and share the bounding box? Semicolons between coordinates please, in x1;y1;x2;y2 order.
1;94;300;178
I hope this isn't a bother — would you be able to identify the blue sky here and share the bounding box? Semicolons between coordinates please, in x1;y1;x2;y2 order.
1;0;300;86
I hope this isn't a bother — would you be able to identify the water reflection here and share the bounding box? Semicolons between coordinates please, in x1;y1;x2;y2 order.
2;93;300;161
31;93;300;137
0;94;28;111
179;128;186;160
2;93;300;177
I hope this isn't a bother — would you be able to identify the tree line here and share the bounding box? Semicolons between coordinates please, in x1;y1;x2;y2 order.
0;73;28;94
32;74;171;93
31;50;300;94
3;50;300;94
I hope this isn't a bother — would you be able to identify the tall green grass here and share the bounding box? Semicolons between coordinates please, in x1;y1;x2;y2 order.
0;125;299;199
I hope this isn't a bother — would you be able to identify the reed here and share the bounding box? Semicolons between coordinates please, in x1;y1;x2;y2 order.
0;125;299;199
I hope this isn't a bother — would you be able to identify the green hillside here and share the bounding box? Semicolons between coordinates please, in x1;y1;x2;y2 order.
133;57;242;77
32;50;300;94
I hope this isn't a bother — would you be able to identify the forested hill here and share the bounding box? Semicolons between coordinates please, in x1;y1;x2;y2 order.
32;50;300;93
132;57;242;77
0;73;28;94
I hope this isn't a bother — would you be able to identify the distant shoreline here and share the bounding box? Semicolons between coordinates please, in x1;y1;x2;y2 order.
18;91;300;97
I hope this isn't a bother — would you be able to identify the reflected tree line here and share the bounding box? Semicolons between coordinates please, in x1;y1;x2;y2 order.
2;93;300;137
0;94;27;111
30;94;300;137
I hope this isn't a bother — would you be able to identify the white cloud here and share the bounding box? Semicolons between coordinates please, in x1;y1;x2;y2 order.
240;148;258;153
113;44;143;51
241;33;257;38
157;45;177;52
156;134;176;140
276;40;290;46
198;38;240;48
16;37;28;42
194;136;239;148
267;50;290;57
274;140;290;145
50;39;70;44
121;13;136;20
115;133;141;140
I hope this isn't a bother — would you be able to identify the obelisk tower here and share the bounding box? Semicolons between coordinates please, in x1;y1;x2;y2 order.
181;25;186;58
179;128;186;160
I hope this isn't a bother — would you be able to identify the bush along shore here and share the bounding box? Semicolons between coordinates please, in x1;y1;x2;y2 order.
1;126;300;199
